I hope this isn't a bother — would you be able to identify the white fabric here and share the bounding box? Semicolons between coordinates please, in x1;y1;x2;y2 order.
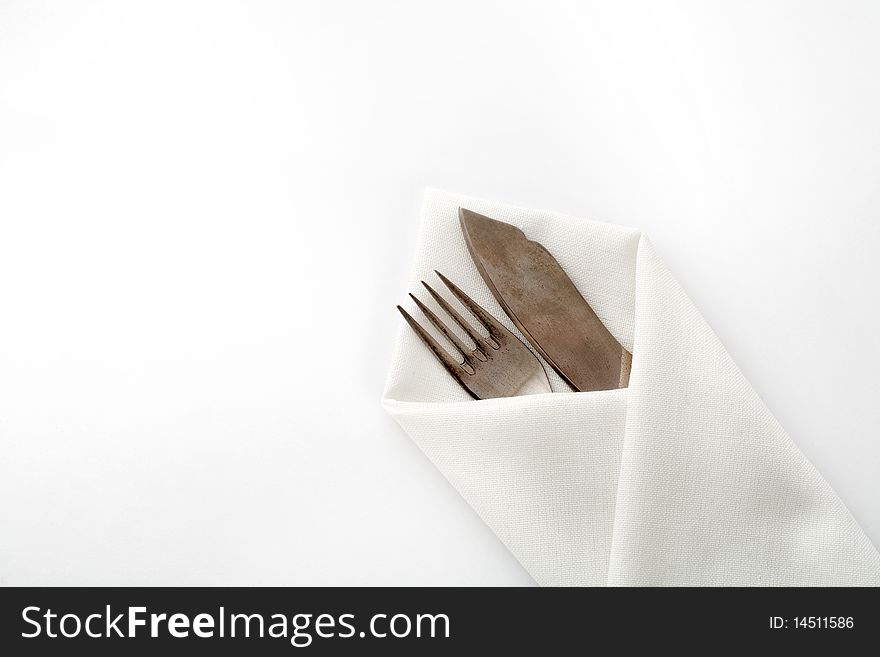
382;189;880;586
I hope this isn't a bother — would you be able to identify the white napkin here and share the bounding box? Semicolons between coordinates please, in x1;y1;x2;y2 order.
382;189;880;586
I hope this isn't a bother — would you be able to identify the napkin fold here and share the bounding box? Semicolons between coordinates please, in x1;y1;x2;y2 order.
382;189;880;586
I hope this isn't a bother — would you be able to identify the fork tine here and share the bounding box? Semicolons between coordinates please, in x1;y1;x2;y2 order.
420;281;490;359
408;292;483;364
397;305;475;376
434;271;506;346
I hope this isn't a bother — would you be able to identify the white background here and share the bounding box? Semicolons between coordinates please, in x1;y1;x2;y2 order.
1;1;878;585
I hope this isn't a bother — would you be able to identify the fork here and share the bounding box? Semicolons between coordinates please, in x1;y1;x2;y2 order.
397;271;551;399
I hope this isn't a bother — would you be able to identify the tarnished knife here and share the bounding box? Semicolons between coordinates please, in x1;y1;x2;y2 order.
459;208;631;392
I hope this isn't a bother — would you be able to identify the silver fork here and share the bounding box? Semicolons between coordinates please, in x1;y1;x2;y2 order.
397;271;551;399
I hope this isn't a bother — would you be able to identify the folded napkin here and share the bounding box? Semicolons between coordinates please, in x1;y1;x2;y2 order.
382;189;880;586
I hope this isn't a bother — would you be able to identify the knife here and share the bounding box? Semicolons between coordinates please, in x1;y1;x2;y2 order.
459;207;631;392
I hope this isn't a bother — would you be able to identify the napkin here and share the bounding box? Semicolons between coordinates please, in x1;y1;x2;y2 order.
382;189;880;586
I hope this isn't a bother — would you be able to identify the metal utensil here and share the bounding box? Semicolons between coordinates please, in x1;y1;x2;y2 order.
397;271;551;399
459;207;631;392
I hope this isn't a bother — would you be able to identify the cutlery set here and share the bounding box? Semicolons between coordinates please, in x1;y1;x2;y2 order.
397;208;631;399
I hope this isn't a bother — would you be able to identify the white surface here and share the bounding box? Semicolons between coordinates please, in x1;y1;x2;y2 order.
0;1;878;585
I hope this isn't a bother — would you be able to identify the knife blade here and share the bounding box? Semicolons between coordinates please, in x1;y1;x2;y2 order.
459;207;631;392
